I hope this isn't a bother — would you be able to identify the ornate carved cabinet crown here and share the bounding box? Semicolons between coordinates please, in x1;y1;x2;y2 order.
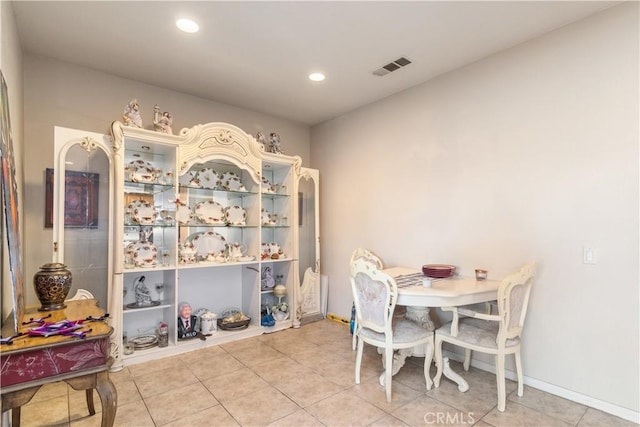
105;120;309;370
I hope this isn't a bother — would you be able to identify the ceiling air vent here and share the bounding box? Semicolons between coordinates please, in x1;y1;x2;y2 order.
373;56;412;77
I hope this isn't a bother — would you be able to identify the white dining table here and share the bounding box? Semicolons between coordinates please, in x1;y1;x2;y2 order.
382;266;501;391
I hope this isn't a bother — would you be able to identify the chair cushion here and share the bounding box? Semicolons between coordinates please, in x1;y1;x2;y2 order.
437;317;520;349
360;318;432;346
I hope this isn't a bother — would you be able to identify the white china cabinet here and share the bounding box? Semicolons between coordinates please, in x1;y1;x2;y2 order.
53;122;319;370
107;121;307;369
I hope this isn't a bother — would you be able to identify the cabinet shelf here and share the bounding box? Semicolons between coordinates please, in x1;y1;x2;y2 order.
125;223;176;228
178;186;258;198
262;193;290;200
123;265;174;273
178;224;258;229
125;181;175;194
177;260;258;269
123;303;172;314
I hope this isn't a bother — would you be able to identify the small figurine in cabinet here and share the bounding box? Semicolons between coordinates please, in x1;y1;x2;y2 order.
177;302;199;340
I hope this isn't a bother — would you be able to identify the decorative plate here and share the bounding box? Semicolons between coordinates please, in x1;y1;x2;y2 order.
125;199;147;224
224;176;247;192
130;334;158;349
132;201;156;225
175;204;193;224
189;231;227;258
130;241;158;267
196;168;220;189
221;171;240;185
179;170;197;186
125;300;161;309
225;205;246;225
261;208;276;225
237;255;255;262
261;176;276;193
194;200;225;224
127;160;156;183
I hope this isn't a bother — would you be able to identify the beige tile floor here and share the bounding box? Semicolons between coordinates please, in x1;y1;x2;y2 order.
16;319;638;427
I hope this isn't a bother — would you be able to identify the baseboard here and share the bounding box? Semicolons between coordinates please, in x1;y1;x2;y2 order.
444;350;640;424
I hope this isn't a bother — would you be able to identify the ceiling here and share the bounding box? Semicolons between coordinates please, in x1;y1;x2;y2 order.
12;1;619;126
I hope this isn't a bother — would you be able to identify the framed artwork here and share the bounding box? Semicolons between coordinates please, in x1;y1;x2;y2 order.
45;168;99;228
0;70;25;334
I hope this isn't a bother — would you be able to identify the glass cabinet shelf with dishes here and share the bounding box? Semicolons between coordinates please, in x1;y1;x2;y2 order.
177;159;261;265
105;121;306;369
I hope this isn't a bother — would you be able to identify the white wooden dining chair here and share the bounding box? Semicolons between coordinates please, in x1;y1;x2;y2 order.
349;248;384;351
350;258;434;402
433;263;536;412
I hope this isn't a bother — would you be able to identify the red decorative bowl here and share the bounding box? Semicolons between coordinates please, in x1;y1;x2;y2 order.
422;264;456;278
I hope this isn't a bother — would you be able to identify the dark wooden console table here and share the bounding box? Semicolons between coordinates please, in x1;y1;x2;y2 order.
1;299;116;426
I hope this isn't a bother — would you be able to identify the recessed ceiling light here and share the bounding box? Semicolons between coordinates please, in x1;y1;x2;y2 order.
176;18;199;33
308;72;326;82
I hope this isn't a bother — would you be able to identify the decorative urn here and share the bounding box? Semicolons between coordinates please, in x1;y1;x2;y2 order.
33;262;72;311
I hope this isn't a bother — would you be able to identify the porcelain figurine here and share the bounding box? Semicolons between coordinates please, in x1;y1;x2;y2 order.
122;99;143;128
261;266;275;289
133;275;152;306
153;104;173;134
255;132;267;151
269;132;283;154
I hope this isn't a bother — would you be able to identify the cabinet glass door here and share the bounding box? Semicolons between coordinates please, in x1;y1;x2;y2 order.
297;168;322;323
53;128;113;308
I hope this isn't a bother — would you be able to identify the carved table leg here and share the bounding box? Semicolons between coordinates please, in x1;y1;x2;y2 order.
86;389;96;416
95;371;117;427
379;306;434;385
11;407;20;427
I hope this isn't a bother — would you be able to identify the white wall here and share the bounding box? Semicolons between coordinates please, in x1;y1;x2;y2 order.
311;2;638;417
1;1;23;323
21;54;310;306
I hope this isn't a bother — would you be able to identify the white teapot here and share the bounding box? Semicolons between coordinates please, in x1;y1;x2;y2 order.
228;243;245;260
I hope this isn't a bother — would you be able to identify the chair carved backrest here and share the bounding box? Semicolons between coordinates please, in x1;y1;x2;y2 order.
496;263;536;346
349;248;384;276
350;258;397;343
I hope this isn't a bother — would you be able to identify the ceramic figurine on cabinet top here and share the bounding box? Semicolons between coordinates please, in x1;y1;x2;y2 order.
122;99;143;128
177;302;199;339
153;104;173;134
269;132;283;154
255;132;267;151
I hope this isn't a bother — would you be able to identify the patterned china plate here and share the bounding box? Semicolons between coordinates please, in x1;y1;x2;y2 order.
179;171;197;186
224;176;247;192
261;208;276;225
225;205;246;225
132;201;156;225
196;168;220;189
194;200;225;224
188;231;227;259
221;171;240;185
175;204;193;224
130;241;158;267
261;176;276;193
127;160;156;183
